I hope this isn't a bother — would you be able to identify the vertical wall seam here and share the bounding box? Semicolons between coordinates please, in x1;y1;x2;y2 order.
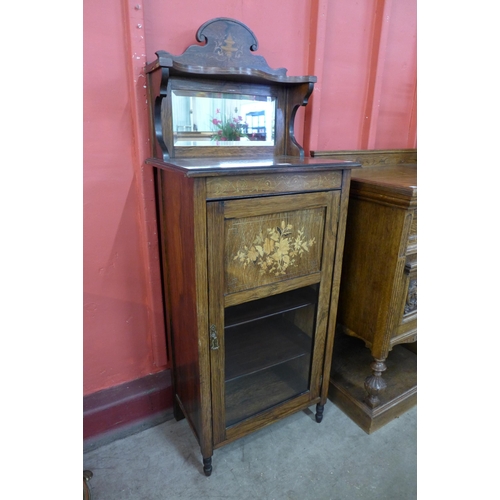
408;76;417;148
121;0;167;369
361;0;393;149
303;0;329;154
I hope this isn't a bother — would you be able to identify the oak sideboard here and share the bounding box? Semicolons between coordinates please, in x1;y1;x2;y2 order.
311;149;417;433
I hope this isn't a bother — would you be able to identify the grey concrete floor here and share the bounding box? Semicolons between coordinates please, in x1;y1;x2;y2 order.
83;401;417;500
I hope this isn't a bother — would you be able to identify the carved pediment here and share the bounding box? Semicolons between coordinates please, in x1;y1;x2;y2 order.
148;18;315;84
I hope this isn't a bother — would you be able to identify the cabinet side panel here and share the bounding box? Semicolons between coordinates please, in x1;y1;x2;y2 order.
337;197;405;349
320;170;351;402
309;190;339;398
158;170;203;440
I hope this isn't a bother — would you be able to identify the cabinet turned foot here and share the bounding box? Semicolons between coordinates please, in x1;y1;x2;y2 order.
364;358;387;408
203;457;212;477
173;401;185;422
83;470;93;500
315;403;324;423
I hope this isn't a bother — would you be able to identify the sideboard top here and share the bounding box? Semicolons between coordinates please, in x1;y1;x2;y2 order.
349;164;417;208
146;155;361;177
351;164;416;189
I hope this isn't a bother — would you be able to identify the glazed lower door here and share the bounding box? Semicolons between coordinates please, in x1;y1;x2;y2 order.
207;191;340;445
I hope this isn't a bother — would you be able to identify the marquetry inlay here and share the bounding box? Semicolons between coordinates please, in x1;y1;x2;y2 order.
224;208;325;294
233;220;316;277
206;172;342;199
217;34;239;59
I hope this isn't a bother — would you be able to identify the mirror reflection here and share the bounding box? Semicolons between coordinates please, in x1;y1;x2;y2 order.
172;90;276;146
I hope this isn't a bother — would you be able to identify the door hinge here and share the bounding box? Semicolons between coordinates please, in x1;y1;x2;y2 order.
209;324;219;350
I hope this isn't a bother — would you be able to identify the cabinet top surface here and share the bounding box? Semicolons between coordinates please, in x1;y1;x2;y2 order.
350;164;417;206
351;164;416;189
146;155;361;177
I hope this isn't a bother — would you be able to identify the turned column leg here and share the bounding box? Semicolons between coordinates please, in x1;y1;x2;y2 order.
203;456;213;477
364;358;387;408
315;403;324;423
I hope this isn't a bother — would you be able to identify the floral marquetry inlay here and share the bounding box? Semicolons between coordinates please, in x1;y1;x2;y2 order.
234;221;316;276
224;207;325;295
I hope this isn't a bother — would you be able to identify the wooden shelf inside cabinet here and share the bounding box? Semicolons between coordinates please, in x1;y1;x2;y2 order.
224;287;316;426
225;286;317;329
226;356;310;427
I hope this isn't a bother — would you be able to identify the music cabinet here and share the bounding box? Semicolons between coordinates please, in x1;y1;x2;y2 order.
144;18;360;475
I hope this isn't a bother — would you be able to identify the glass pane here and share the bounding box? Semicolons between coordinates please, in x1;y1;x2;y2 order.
224;285;318;427
172;90;276;147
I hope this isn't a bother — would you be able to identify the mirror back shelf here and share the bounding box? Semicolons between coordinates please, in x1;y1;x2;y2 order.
145;17;316;160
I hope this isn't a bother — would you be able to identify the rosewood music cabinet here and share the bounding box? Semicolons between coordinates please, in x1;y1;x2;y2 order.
312;150;417;433
144;18;360;475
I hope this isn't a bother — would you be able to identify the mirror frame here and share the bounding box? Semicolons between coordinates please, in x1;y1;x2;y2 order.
145;18;316;160
164;78;284;158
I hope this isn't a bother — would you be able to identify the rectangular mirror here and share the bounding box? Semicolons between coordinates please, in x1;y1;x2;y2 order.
172;90;276;147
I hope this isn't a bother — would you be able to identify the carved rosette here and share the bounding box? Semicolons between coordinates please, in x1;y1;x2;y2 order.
404;279;417;314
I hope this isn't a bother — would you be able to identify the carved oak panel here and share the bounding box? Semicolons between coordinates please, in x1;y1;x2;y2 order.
404;278;417;315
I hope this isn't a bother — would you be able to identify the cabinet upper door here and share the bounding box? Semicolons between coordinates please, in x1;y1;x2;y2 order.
207;191;341;445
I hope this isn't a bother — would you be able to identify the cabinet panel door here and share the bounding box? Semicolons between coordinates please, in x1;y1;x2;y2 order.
225;206;324;295
207;191;340;446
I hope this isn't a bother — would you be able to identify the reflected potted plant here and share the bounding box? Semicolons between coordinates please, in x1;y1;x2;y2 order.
211;108;247;142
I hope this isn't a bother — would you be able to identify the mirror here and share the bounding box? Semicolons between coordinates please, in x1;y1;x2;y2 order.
172;90;276;147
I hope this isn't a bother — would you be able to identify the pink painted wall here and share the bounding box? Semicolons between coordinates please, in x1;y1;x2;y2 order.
83;0;166;395
83;0;417;396
305;0;417;151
